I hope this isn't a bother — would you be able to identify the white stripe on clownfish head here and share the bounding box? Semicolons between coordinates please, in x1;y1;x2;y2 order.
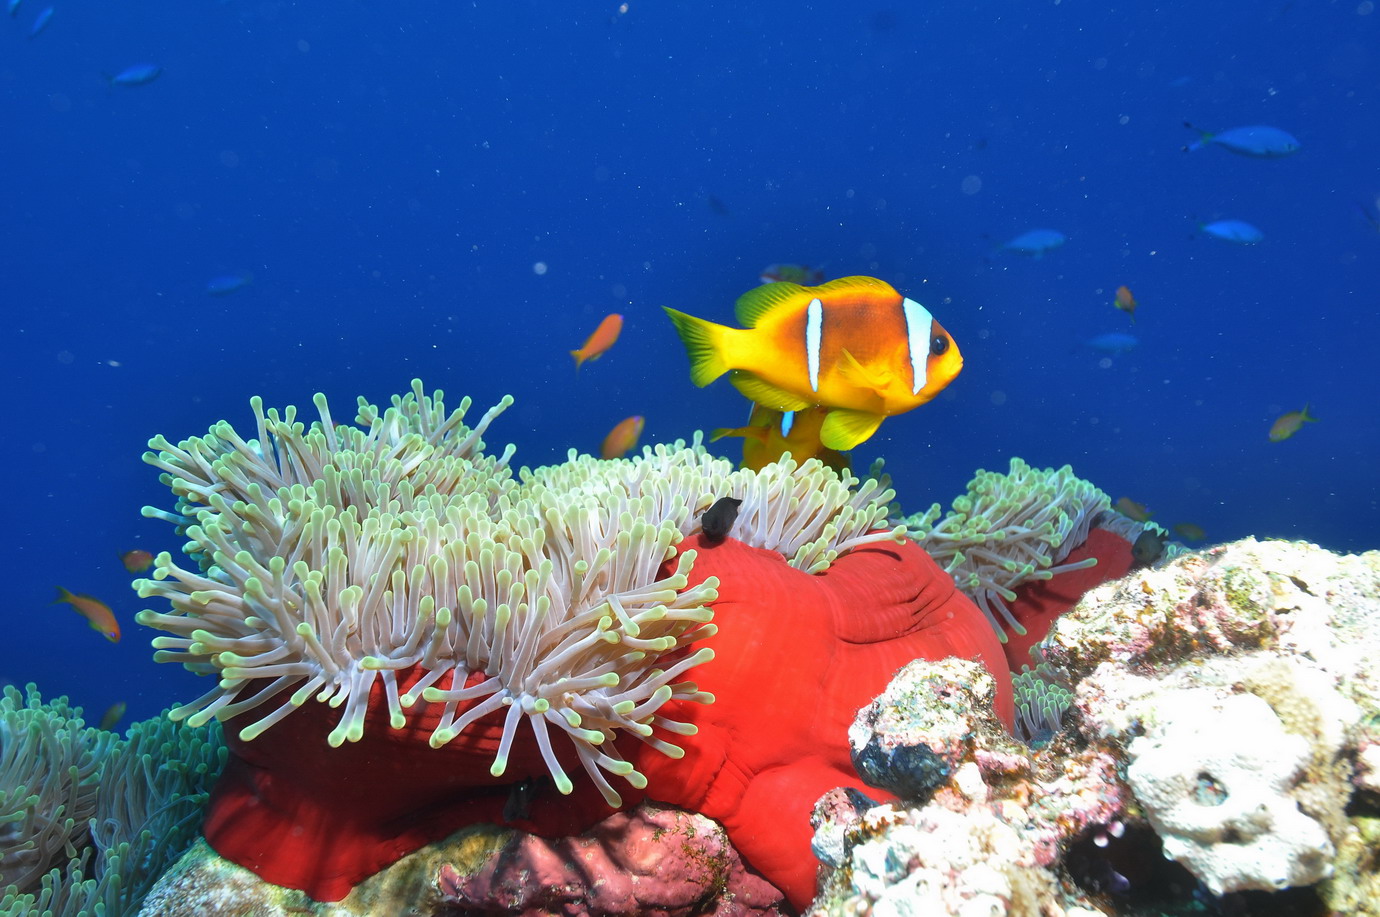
779;410;795;437
805;297;823;393
901;297;933;396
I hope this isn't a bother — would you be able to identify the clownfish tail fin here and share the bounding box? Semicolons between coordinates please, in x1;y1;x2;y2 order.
663;307;730;387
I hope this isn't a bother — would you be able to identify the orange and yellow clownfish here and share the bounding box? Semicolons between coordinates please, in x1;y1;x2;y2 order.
53;586;121;642
664;276;963;451
601;415;645;459
711;404;850;472
571;313;623;371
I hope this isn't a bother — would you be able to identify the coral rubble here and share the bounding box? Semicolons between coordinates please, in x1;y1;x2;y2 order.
807;538;1380;916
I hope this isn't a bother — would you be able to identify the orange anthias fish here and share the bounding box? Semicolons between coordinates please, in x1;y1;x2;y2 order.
601;415;645;459
571;313;624;371
664;276;963;451
120;548;154;573
711;404;849;472
759;263;826;286
1114;285;1137;323
1269;404;1318;442
1114;496;1152;522
53;587;120;642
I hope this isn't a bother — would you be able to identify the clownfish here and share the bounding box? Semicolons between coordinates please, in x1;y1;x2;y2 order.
664;276;962;451
571;313;623;371
711;404;849;472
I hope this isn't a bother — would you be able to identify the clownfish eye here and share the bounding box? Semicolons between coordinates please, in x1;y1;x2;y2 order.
930;334;950;356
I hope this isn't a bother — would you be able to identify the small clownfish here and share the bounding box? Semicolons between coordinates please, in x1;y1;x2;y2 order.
1114;286;1137;324
700;497;743;545
1269;404;1317;442
759;263;826;286
571;313;623;371
120;549;154;573
53;587;121;642
711;404;849;472
601;415;644;459
664;276;963;451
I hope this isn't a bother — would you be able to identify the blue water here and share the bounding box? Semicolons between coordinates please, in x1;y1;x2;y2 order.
3;0;1376;725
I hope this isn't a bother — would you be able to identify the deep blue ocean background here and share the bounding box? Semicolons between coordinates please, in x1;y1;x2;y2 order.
3;0;1376;726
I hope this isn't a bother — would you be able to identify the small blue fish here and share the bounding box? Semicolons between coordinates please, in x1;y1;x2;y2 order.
27;4;51;37
1197;219;1264;245
1085;332;1139;354
206;273;250;296
8;0;22;19
1001;229;1066;258
109;63;163;87
1182;123;1300;159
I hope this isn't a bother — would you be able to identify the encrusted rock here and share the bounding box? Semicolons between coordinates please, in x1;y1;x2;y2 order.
808;539;1380;916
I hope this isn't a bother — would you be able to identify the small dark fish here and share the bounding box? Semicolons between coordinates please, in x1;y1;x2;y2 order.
701;496;742;544
502;776;540;822
1130;529;1166;569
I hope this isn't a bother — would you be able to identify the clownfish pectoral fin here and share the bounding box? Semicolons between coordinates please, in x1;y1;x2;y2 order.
819;408;885;451
728;371;814;412
836;347;894;390
709;425;770;444
663;307;731;387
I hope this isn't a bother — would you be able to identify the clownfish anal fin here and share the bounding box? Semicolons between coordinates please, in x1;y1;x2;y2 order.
819;408;885;451
728;371;814;412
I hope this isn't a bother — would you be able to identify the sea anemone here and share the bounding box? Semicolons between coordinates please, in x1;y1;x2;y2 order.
0;685;223;916
136;380;901;804
905;458;1110;641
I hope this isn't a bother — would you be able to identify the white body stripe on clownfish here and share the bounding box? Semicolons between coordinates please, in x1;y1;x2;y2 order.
664;275;963;451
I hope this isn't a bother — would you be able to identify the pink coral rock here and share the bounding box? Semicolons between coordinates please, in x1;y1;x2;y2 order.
437;803;789;917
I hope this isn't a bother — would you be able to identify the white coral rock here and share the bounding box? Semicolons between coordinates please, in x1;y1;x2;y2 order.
1126;688;1334;894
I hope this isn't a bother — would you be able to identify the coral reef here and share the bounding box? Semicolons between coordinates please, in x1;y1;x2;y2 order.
140;803;788;916
0;685;224;917
806;538;1380;916
906;458;1164;671
134;380;1010;908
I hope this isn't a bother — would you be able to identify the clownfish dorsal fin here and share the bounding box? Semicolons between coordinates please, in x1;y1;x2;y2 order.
728;370;814;412
819;408;886;451
735;282;808;327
